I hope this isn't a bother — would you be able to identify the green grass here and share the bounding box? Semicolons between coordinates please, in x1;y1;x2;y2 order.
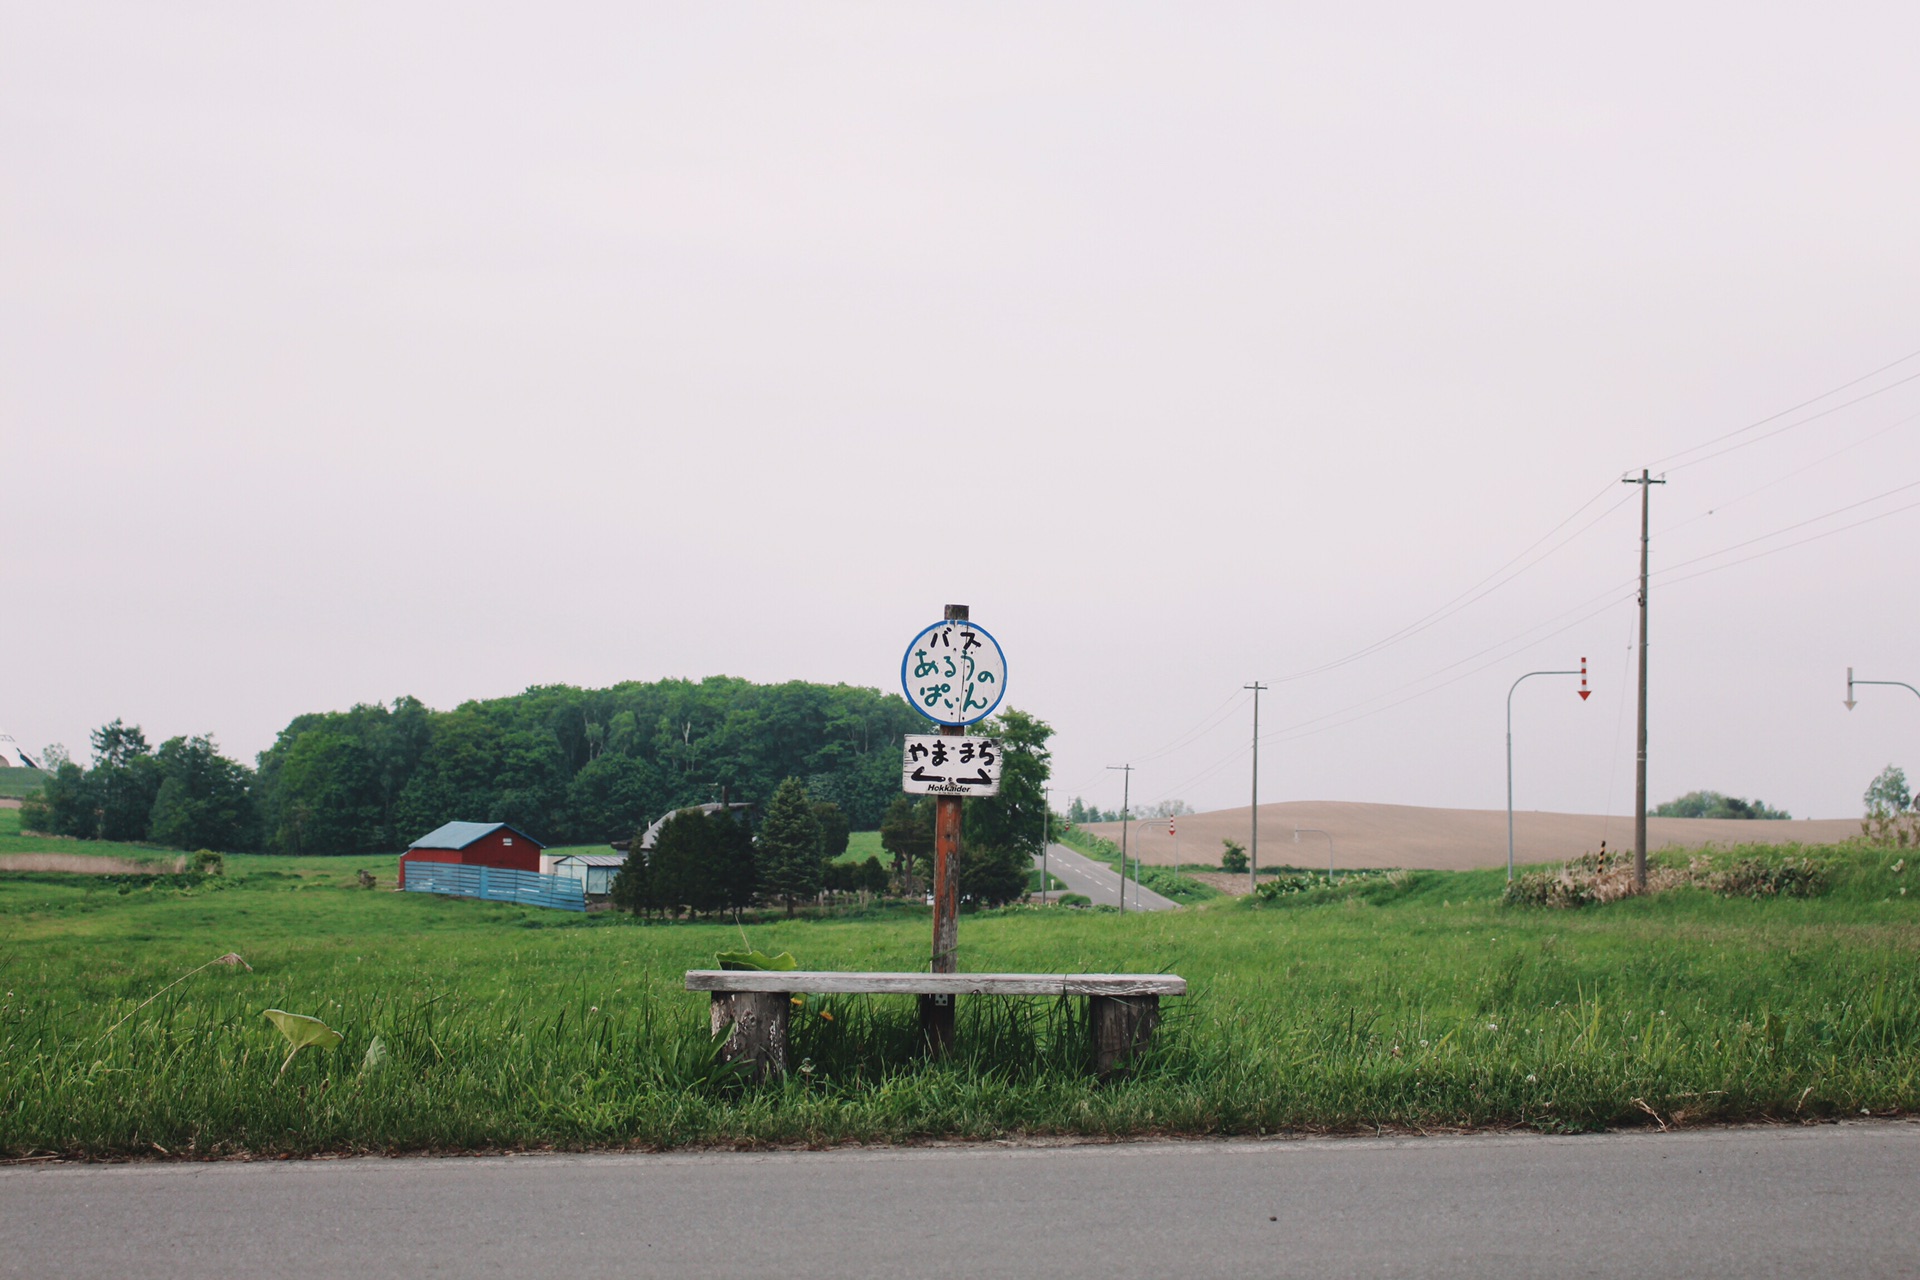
0;803;188;860
1;837;1917;1158
836;831;883;864
0;769;45;800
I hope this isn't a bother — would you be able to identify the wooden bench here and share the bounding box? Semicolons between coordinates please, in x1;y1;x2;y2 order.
686;971;1187;1079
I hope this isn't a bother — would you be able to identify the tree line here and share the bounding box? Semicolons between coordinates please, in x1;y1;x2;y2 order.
25;677;930;854
609;709;1054;916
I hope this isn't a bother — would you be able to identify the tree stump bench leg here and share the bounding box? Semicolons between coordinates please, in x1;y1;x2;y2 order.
919;993;956;1059
711;990;789;1081
1089;994;1160;1076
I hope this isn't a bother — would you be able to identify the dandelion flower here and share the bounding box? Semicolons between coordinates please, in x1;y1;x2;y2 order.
820;1011;834;1022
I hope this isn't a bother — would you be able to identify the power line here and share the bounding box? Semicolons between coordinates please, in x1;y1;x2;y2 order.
1647;346;1920;471
1657;492;1920;590
1654;476;1920;580
1267;479;1629;686
1658;407;1920;538
1661;368;1920;475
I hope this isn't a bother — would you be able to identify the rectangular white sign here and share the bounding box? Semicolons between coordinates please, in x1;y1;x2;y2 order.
901;734;1003;796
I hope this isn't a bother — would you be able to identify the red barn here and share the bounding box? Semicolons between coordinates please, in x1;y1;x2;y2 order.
398;821;545;889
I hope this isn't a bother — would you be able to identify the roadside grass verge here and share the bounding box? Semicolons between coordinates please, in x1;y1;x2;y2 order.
1;839;1916;1157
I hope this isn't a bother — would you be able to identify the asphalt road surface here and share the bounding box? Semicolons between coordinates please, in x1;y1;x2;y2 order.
6;1123;1915;1279
1036;841;1180;910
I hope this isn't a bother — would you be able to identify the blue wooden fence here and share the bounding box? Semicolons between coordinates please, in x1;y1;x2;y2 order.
403;862;586;912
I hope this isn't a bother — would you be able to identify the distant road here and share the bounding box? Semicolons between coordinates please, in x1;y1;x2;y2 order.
4;1124;1916;1278
1036;842;1179;911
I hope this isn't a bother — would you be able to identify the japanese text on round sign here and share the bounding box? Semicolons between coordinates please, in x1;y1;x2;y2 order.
900;620;1007;726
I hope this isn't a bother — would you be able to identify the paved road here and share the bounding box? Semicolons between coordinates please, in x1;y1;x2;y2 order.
8;1124;1914;1278
1036;841;1180;910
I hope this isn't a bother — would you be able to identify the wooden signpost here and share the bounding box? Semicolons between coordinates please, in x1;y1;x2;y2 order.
689;602;1184;1080
900;603;1008;1053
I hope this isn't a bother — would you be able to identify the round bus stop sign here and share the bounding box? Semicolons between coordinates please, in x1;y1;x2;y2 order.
901;619;1007;726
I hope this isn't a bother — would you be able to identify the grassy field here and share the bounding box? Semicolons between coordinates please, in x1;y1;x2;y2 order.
0;768;45;800
1;822;1916;1159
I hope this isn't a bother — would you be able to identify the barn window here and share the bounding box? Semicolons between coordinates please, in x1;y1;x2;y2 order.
503;837;514;846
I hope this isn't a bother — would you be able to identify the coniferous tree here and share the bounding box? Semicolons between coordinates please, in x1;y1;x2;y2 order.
608;829;656;917
650;809;722;917
757;777;824;917
713;809;758;920
812;801;850;859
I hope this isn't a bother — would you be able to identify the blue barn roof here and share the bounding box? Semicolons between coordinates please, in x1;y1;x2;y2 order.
407;821;545;851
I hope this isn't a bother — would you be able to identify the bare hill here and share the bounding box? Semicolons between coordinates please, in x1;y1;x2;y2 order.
1083;801;1864;874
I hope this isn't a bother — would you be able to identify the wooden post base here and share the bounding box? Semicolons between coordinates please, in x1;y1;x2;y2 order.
1089;994;1160;1076
919;992;955;1058
710;990;789;1081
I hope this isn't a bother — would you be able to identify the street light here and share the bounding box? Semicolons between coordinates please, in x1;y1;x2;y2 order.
1507;664;1587;883
1293;827;1334;881
1845;667;1920;710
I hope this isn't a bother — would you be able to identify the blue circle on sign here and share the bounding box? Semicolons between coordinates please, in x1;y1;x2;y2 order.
900;619;1008;726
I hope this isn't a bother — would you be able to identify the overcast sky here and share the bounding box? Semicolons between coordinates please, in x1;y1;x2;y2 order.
7;4;1920;822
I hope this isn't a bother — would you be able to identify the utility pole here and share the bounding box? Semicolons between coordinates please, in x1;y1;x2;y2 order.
1107;764;1133;915
1245;682;1266;895
1622;470;1665;891
1040;785;1050;904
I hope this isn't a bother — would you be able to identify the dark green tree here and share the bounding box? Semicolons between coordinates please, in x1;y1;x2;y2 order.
1220;837;1249;874
813;801;851;859
564;753;670;845
19;761;91;838
756;777;823;917
1652;790;1790;820
958;707;1053;907
960;840;1030;907
256;697;432;854
649;809;723;917
880;794;933;881
712;809;759;919
608;832;657;917
88;720;163;842
148;735;258;851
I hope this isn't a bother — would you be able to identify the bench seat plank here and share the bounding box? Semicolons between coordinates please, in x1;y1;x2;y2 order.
685;970;1185;997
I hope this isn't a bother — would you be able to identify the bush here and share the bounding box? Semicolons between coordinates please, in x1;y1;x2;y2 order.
1220;838;1248;875
1056;893;1092;908
1253;873;1319;901
1503;846;1831;908
1712;858;1827;899
191;849;225;876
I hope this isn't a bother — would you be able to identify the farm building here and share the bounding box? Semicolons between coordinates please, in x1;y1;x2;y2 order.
609;801;757;856
398;821;545;889
551;853;626;897
0;732;40;770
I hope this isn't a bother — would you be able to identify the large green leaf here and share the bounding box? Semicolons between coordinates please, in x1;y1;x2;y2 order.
715;949;798;971
263;1008;343;1079
263;1009;344;1050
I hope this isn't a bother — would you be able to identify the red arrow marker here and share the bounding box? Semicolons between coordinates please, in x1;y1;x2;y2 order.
1578;656;1591;701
